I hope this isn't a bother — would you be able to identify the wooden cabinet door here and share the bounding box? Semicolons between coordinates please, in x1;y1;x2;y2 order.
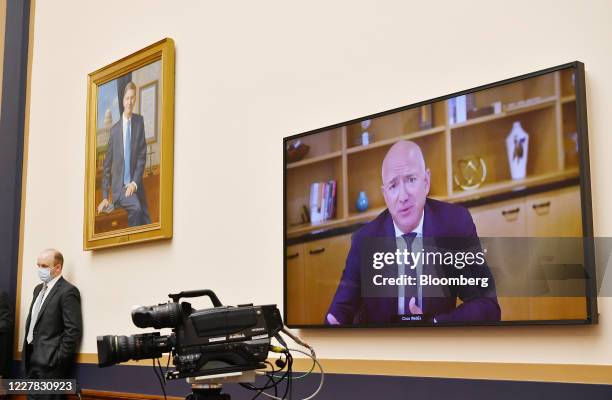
528;297;587;321
497;297;530;322
526;185;582;237
470;198;527;237
524;186;586;320
303;234;352;324
286;244;305;325
470;199;530;321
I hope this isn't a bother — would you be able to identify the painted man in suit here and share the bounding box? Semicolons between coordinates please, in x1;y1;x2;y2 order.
327;140;500;325
97;81;151;227
23;249;82;399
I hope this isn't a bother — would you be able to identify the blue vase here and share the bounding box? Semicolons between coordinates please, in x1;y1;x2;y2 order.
356;191;369;213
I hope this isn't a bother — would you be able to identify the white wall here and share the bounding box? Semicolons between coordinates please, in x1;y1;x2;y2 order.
19;0;612;366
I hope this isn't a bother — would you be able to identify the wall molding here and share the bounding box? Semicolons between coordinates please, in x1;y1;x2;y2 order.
81;390;182;400
10;0;34;362
13;351;612;385
9;390;182;400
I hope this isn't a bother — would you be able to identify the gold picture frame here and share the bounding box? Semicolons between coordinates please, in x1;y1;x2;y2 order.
84;38;175;250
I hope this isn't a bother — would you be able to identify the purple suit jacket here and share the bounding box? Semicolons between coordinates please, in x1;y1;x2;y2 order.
327;198;501;325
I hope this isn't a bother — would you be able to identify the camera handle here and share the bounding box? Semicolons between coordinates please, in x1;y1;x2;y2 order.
168;290;223;307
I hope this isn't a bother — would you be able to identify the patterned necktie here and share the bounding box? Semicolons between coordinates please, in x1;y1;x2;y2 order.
398;232;418;315
403;232;417;248
124;120;132;186
27;283;47;344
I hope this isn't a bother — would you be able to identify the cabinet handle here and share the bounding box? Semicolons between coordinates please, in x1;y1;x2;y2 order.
501;208;520;216
309;247;325;255
287;253;299;260
501;207;520;222
532;201;551;215
532;201;551;210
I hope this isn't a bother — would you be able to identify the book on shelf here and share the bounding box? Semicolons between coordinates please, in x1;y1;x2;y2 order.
455;95;467;124
448;97;456;125
309;180;337;225
450;94;493;124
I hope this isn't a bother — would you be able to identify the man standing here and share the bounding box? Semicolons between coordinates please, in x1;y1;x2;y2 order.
327;140;500;325
97;81;151;226
23;249;82;397
0;290;12;377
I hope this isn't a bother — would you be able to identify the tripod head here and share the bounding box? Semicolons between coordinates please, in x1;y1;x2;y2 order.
185;370;257;400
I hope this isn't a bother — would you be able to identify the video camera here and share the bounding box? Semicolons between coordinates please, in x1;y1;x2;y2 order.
97;289;284;380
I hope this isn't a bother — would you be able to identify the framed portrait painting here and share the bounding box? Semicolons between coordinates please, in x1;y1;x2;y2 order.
84;38;175;250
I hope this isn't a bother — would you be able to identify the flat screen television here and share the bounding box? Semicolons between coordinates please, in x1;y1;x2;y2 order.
284;62;597;328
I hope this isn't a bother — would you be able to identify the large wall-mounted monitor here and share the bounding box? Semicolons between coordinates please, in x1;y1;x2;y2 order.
284;62;596;328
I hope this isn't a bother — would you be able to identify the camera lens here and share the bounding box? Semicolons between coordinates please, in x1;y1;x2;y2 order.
97;333;172;367
132;302;182;329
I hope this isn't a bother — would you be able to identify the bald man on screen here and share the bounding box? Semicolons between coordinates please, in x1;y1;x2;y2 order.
326;140;501;325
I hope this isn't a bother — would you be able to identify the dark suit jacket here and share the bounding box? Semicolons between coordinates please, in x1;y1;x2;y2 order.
0;291;12;377
327;198;501;325
101;113;149;218
22;277;82;374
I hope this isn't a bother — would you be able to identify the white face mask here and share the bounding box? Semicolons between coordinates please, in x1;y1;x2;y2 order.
37;266;53;283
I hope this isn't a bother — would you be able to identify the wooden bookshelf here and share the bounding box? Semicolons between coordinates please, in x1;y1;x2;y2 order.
287;218;347;236
447;168;579;203
346;125;445;155
449;95;557;130
561;95;576;104
286;68;581;237
286;151;342;169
